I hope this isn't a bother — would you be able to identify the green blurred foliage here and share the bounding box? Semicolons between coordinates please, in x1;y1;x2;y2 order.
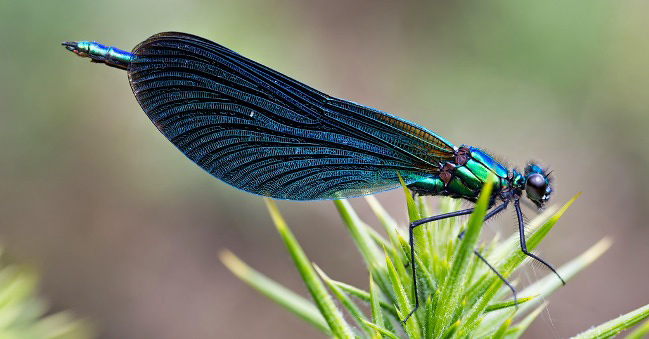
0;248;93;339
0;1;648;338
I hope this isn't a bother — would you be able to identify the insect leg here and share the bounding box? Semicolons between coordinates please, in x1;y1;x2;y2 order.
403;201;515;323
514;198;566;284
460;202;518;307
403;208;475;323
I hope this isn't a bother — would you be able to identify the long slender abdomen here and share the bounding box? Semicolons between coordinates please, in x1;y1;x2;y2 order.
62;41;133;70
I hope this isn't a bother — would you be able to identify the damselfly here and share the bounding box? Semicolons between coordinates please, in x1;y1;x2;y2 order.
63;32;565;322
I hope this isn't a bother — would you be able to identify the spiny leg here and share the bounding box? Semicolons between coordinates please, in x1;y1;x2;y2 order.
402;202;512;323
457;202;508;238
469;249;517;306
458;202;518;306
514;198;566;285
403;208;475;323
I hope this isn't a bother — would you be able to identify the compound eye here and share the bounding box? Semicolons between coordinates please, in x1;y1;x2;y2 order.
525;173;547;201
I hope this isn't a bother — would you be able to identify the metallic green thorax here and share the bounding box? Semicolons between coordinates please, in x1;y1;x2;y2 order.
408;146;512;202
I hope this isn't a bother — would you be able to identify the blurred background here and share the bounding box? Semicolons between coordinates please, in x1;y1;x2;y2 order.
1;0;648;338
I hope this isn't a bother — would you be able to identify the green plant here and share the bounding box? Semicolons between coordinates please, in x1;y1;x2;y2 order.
0;248;94;339
220;181;649;338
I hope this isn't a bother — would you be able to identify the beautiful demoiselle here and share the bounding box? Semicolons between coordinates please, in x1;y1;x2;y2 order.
62;32;565;322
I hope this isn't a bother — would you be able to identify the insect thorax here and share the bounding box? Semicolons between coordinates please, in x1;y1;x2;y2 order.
408;146;510;202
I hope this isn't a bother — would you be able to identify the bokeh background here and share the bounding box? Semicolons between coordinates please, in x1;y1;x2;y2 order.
1;0;648;338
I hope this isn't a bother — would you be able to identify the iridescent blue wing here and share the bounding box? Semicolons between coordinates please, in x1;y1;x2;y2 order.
128;32;455;200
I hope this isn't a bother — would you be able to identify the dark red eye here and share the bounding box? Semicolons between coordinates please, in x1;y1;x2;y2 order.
525;173;547;201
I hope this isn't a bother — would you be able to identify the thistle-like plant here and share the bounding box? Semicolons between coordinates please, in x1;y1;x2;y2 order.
221;180;649;338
